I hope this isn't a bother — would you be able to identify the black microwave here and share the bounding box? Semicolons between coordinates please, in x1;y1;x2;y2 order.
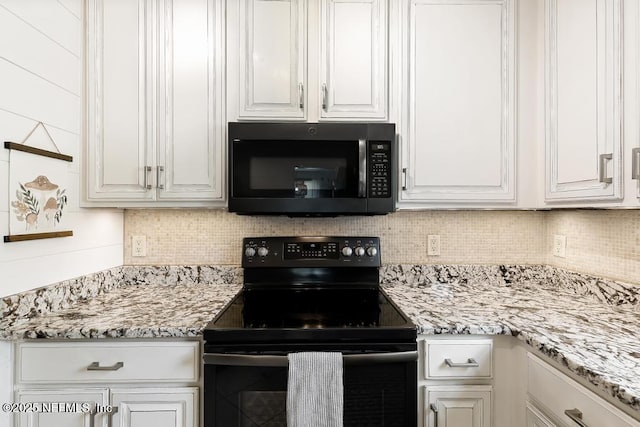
228;122;396;216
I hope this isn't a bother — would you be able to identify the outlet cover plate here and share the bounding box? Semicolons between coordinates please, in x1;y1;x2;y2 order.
553;235;566;258
427;235;441;256
132;235;147;257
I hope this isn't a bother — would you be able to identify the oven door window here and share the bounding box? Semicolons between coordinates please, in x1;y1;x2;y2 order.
232;140;360;199
205;361;416;427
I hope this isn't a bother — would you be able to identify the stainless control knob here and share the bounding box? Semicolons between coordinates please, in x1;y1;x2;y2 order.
341;246;353;257
366;247;378;257
245;247;256;257
354;247;365;257
257;247;269;257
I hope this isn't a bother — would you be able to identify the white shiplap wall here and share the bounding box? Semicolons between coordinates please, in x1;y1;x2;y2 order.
0;0;123;298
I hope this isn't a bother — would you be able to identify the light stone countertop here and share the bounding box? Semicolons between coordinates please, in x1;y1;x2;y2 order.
1;264;638;417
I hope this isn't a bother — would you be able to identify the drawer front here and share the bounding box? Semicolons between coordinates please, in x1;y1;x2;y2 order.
527;353;640;427
16;341;199;384
425;339;493;379
526;401;557;427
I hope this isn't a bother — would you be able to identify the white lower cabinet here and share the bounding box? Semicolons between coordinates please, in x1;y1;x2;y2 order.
527;353;640;427
426;385;492;427
13;341;199;427
110;388;197;427
525;401;556;427
420;337;496;427
15;389;109;427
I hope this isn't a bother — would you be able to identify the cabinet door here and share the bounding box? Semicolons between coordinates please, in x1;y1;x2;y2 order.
157;0;224;200
402;0;516;204
526;402;557;427
111;388;197;427
86;0;155;201
425;385;491;427
16;389;109;427
544;0;622;202
319;0;387;119
238;0;306;119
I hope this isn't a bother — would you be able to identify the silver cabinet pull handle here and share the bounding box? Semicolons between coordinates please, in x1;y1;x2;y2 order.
143;166;152;190
444;358;479;368
430;403;439;427
108;406;119;427
322;83;328;111
88;403;97;427
598;153;613;184
157;166;165;189
87;361;124;371
402;168;407;191
632;148;640;180
564;408;589;427
298;83;304;109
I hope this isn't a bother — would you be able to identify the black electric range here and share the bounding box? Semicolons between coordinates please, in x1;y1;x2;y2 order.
203;236;416;346
203;237;417;427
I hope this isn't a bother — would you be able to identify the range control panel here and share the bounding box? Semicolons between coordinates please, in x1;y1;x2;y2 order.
285;241;340;259
242;236;381;267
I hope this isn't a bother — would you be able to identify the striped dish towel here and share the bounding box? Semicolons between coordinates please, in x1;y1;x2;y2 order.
286;352;344;427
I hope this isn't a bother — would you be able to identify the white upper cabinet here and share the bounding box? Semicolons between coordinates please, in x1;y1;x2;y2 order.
400;0;516;205
631;0;640;203
319;0;387;119
85;0;224;206
157;0;224;201
86;0;153;201
237;0;306;119
229;0;388;121
544;0;622;202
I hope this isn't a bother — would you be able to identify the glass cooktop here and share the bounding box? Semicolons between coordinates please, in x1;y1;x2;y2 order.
203;287;416;344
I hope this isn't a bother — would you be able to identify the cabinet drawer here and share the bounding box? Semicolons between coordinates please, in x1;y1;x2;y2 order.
424;339;492;379
526;401;557;427
16;341;199;384
527;353;640;427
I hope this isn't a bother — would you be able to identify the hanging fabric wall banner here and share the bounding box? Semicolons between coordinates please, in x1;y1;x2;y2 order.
4;122;73;242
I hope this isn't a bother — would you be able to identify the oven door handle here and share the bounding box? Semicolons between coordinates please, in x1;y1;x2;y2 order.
204;351;417;367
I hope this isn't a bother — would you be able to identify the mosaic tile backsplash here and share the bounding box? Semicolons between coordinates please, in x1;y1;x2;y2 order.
123;209;640;285
124;210;546;265
545;210;640;284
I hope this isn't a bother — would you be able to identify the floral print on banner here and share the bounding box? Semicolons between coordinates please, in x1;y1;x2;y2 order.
8;149;70;237
12;175;67;231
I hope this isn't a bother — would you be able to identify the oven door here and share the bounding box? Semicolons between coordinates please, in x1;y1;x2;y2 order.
203;350;417;427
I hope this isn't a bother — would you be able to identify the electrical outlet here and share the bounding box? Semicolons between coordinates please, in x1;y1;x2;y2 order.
427;235;441;256
132;235;147;257
553;234;566;258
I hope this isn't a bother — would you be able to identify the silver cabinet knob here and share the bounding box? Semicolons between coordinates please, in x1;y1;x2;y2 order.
354;247;365;257
366;247;377;257
257;247;269;257
245;247;256;257
341;247;353;257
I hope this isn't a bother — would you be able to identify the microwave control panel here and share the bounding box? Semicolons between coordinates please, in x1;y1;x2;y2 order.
369;142;390;198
